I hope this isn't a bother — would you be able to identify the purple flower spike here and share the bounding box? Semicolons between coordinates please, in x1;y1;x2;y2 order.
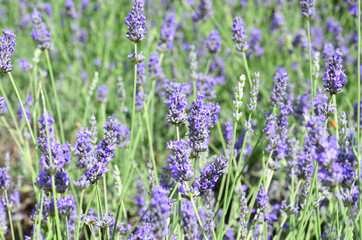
97;84;108;103
0;168;10;191
150;186;171;240
256;186;268;212
206;30;221;54
300;0;315;18
0;97;7;115
158;12;176;53
181;200;199;239
167;140;193;182
232;17;248;52
0;29;16;73
192;0;214;22
322;49;347;95
166;83;188;126
125;0;147;43
199;156;228;194
30;8;52;50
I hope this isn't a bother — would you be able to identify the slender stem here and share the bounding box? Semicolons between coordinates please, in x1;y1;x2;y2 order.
242;52;252;88
45;50;65;143
356;0;361;237
130;43;138;149
103;175;110;238
16;220;23;240
35;191;44;240
204;58;212;76
4;190;15;240
176;126;180;141
306;19;314;114
144;105;159;185
7;72;36;146
78;186;97;235
75;190;84;240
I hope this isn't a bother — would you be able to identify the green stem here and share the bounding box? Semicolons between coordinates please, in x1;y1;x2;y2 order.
7;72;36;146
306;19;314;114
78;186;97;235
242;52;252;88
130;43;138;149
75;190;84;240
45;50;65;143
4;190;15;240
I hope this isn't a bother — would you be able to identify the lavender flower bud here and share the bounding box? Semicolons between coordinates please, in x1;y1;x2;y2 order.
239;191;249;239
0;97;7;115
300;0;315;18
88;72;99;96
233;75;246;121
0;29;16;73
181;200;199;239
247;72;260;112
0;168;10;191
206;30;221;54
158;12;176;53
30;9;52;50
128;51;145;63
113;165;123;196
256;186;268;212
167;140;193;182
269;68;290;108
97;84;108;103
125;0;147;43
18;58;33;72
192;0;214;22
149;186;171;240
136;62;147;86
232;17;248;52
166;84;188;126
199;156;228;194
323;49;347;95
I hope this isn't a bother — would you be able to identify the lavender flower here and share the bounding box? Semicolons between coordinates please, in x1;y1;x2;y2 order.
113;165;122;196
38;112;71;174
256;186;268;212
149;52;165;81
0;97;7;115
74;127;96;173
206;30;221;54
239;191;249;239
97;84;108;103
149;186;171;240
65;0;78;19
167;140;193;182
125;0;147;43
232;17;248;52
30;8;52;50
224;122;233;147
18;58;32;72
247;72;260;112
129;51;145;63
0;168;10;191
137;62;147;86
85;115;119;183
0;202;7;235
158;12;176;53
95;214;115;229
181;200;199;239
233;75;246;121
300;0;315;18
269;68;290;108
192;0;214;22
0;29;16;73
57;195;76;216
117;122;131;148
322;49;347;95
166;84;188;126
198;156;228;194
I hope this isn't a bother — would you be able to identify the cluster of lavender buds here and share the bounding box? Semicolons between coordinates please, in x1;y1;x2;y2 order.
36;112;71;193
18;95;33;123
166;140;193;182
149;186;171;239
18;58;33;72
256;186;269;213
232;17;248;52
84;115;119;183
192;0;214;22
129;51;145;63
197;156;228;194
206;30;221;54
187;94;220;154
0;167;10;191
300;0;316;18
322;48;347;95
247;72;260;112
269;68;290;108
0;97;7;115
158;12;176;53
239;191;249;239
125;0;147;43
117;122;131;148
30;8;52;50
181;200;199;239
97;84;109;103
0;29;16;73
233;75;246;121
166;83;188;126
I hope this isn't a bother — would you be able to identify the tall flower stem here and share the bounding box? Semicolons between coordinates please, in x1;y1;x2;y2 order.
45;50;65;143
78;186;97;235
75;190;84;240
242;52;252;88
357;0;362;238
7;72;36;146
39;81;62;240
130;43;138;149
4;190;15;240
306;19;314;114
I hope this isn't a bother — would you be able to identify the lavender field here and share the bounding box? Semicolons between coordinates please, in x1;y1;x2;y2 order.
0;0;361;239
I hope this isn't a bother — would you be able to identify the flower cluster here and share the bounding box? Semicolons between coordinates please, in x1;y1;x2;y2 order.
322;49;347;95
0;97;7;115
30;8;52;50
232;17;248;52
300;0;316;18
0;29;16;73
125;0;147;43
158;12;176;53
